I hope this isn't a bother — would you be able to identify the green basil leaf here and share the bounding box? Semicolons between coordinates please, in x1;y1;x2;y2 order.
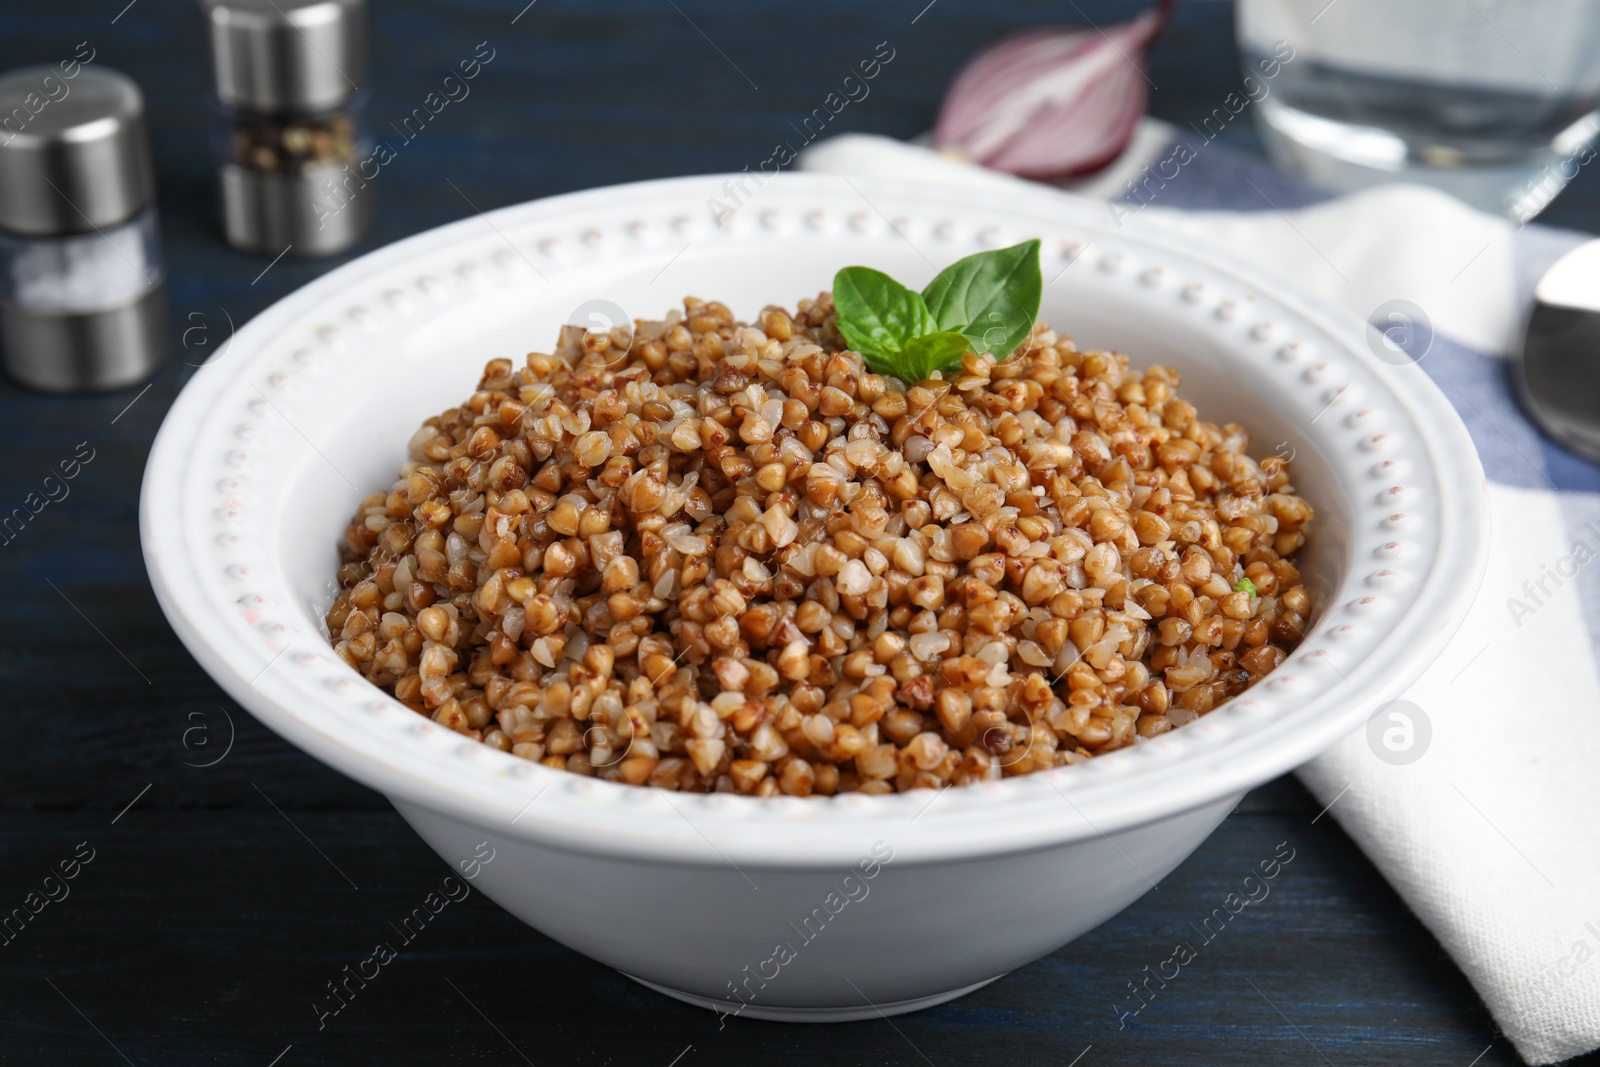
921;239;1042;357
832;266;935;367
900;331;971;381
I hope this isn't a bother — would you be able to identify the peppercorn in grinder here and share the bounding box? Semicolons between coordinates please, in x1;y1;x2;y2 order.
201;0;371;257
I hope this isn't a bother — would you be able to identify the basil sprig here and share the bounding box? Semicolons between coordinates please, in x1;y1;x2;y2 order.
832;239;1042;381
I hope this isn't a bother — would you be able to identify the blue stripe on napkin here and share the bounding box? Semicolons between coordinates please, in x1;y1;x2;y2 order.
1125;136;1600;494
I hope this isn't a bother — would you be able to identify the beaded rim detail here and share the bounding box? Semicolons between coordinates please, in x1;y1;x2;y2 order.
140;174;1488;866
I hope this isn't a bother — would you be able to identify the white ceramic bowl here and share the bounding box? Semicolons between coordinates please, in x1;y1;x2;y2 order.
141;174;1487;1021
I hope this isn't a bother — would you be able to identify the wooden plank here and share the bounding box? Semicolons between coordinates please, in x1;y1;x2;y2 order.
0;809;1530;1066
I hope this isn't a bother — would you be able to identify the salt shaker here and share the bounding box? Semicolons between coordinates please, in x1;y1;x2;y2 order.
201;0;371;257
0;66;167;393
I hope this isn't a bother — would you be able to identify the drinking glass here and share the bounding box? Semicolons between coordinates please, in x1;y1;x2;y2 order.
1236;0;1600;219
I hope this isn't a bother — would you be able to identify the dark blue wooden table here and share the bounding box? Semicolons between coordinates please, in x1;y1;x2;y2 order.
5;2;1597;1064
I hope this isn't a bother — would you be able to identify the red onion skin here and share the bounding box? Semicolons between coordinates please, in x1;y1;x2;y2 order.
934;0;1176;181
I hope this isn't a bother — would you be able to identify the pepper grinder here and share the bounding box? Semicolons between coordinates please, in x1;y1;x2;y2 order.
0;66;167;393
201;0;371;257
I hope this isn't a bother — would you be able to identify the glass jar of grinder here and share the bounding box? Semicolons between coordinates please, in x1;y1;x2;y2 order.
201;0;371;257
0;66;167;393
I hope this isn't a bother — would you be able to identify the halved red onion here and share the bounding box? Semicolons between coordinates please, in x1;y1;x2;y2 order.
934;0;1175;180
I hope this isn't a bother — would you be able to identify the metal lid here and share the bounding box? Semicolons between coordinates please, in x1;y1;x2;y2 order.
0;66;155;237
219;162;371;256
202;0;366;114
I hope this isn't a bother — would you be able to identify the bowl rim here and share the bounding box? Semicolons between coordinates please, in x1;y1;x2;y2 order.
141;171;1488;866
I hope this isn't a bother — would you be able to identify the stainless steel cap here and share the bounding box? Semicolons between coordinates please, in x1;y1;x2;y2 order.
220;161;370;255
2;284;168;394
0;66;155;237
202;0;366;113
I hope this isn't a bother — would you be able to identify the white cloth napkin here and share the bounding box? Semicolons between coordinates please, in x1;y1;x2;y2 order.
800;131;1600;1066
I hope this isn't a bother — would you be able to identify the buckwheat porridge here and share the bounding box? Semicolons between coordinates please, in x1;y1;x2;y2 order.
327;268;1313;797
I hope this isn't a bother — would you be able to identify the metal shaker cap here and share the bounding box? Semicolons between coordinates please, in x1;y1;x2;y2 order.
202;0;366;114
0;66;155;237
